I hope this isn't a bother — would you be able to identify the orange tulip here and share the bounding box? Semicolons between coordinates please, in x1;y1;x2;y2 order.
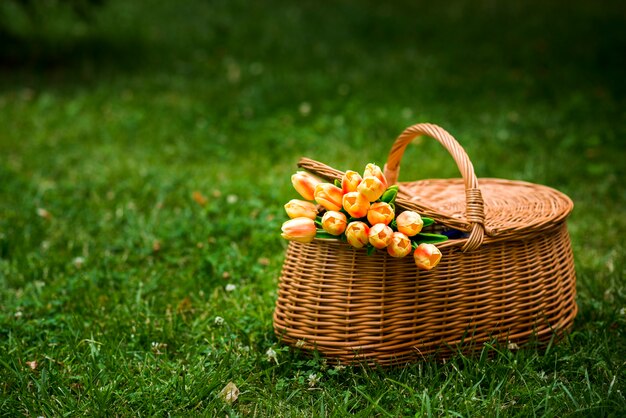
357;176;386;202
345;221;370;249
364;163;388;189
291;171;322;201
314;183;344;211
321;211;348;235
284;199;318;219
281;217;317;243
342;191;370;218
341;170;362;194
387;232;412;258
367;202;394;226
414;243;442;270
396;210;424;236
368;223;393;249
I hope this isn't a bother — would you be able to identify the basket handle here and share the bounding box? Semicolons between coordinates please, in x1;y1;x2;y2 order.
384;123;485;252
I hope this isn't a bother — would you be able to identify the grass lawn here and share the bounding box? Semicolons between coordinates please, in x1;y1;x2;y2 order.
1;0;625;415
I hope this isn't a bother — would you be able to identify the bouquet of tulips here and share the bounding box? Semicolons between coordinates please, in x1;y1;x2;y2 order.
280;163;448;271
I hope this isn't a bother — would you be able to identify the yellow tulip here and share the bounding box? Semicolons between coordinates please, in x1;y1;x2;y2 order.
396;210;424;236
387;232;412;258
414;243;442;270
367;202;394;226
357;176;386;202
368;223;393;249
342;191;370;218
281;217;317;243
314;183;344;211
345;221;370;248
321;211;347;235
364;163;388;189
341;170;362;194
284;199;318;219
291;171;322;201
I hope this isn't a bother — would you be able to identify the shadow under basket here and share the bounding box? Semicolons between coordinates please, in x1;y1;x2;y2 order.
273;123;577;366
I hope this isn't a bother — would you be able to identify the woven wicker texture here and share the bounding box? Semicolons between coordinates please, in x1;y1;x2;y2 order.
274;123;577;365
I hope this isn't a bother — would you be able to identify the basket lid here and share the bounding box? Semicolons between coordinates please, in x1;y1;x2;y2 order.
397;177;573;238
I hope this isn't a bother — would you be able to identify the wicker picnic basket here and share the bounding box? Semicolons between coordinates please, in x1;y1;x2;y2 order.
273;123;577;365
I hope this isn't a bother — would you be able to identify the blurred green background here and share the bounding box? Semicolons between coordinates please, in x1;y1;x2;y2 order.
1;0;625;415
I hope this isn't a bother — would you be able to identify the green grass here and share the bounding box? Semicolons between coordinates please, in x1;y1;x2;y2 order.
1;0;625;415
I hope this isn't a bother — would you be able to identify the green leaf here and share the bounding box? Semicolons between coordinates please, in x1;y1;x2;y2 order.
366;245;376;256
334;178;342;188
412;233;448;245
422;217;435;227
315;230;338;239
381;188;398;204
387;185;399;192
348;216;367;223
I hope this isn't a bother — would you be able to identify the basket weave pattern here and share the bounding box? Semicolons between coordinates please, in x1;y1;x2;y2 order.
274;124;577;365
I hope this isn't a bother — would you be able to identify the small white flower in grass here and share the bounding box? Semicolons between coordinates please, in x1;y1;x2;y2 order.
150;342;167;355
73;257;85;268
620;307;626;316
219;381;240;404
507;342;520;350
299;102;311;116
37;208;51;219
226;194;238;204
225;284;236;292
308;373;320;388
214;316;225;326
266;347;278;364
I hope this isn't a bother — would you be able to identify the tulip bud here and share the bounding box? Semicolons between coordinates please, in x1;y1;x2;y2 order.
364;163;388;189
368;223;393;249
367;202;394;226
314;183;344;211
357;176;386;202
291;171;322;201
414;243;442;270
284;199;318;220
345;221;370;249
281;217;317;243
341;170;362;194
321;211;347;236
387;232;412;258
396;211;424;236
342;191;370;218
